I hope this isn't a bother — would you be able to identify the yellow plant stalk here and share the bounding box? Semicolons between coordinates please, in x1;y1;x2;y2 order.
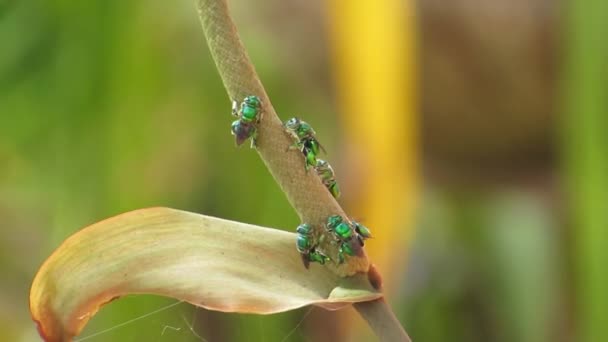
327;2;417;339
328;0;418;292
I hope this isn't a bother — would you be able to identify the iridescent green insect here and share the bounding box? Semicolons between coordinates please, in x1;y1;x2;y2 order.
301;138;322;170
296;224;313;254
308;248;329;265
284;117;325;170
338;243;354;264
327;215;352;240
352;221;372;246
296;223;329;268
231;95;262;147
314;159;341;198
284;117;316;140
325;215;356;263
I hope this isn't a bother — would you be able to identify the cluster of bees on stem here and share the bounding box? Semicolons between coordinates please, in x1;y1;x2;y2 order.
231;95;372;268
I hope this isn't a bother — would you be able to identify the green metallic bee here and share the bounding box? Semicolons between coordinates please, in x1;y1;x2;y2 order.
325;215;356;264
296;223;330;268
301;138;322;170
284;117;316;140
308;247;329;265
314;159;341;198
326;215;353;240
352;220;372;246
231;95;262;147
284;117;325;170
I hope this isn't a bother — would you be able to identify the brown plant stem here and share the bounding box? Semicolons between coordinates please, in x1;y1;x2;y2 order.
196;0;410;340
197;0;367;276
355;299;412;342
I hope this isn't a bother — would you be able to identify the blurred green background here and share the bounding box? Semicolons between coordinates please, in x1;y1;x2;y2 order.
1;0;606;341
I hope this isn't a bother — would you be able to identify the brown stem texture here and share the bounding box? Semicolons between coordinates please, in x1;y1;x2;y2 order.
196;0;410;340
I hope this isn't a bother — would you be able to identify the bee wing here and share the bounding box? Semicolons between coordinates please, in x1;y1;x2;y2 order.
317;140;327;154
300;253;311;269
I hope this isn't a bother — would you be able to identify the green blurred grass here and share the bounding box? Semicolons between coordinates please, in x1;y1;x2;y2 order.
562;1;608;341
1;1;329;340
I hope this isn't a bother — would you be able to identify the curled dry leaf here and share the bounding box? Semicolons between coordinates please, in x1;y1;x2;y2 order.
29;207;382;342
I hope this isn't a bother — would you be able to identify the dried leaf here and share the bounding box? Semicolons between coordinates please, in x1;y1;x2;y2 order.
30;208;381;342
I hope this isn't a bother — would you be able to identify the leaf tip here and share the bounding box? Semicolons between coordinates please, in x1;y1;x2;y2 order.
30;304;68;342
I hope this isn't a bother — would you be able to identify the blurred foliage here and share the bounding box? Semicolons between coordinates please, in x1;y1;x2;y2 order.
1;0;325;340
326;0;416;340
561;0;608;341
0;0;601;341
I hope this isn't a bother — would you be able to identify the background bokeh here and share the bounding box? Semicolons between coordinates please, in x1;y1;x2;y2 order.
1;0;605;341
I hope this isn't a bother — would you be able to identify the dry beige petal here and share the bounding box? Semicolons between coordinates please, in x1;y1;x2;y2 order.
30;207;382;342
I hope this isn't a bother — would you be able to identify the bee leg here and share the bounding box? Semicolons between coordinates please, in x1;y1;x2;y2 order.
231;101;239;117
286;141;301;152
250;130;258;149
357;235;365;247
337;251;345;264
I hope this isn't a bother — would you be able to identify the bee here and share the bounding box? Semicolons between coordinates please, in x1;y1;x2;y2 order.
231;95;262;147
296;223;329;268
